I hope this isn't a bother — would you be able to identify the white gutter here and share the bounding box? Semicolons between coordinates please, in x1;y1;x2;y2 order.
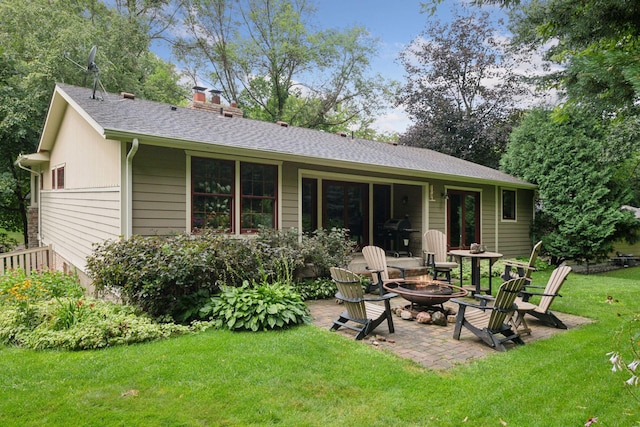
125;138;139;238
15;156;42;246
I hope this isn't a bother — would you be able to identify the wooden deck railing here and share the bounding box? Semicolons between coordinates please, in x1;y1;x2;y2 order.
0;245;53;275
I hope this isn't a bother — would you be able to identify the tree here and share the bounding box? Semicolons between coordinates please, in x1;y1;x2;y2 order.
501;107;638;264
396;11;528;169
0;0;189;243
506;0;640;218
509;0;640;113
174;0;393;133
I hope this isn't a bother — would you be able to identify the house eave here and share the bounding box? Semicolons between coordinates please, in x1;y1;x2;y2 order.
14;152;50;167
104;129;537;190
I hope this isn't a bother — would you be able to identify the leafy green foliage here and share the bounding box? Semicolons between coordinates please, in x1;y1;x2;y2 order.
202;282;310;332
0;298;198;351
175;0;392;135
397;10;527;168
0;230;18;253
300;228;357;277
502;107;639;264
0;269;84;303
291;277;337;300
86;228;355;321
0;0;189;239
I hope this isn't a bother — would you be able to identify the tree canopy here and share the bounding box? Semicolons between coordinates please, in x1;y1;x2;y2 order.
174;0;394;134
501;107;638;264
396;11;527;169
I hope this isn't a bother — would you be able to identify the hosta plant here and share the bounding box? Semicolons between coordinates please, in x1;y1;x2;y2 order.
202;281;310;332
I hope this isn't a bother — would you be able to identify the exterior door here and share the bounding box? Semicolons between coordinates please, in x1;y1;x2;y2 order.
447;190;480;249
323;181;369;248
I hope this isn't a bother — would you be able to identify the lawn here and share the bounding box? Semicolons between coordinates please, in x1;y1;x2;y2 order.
1;268;639;426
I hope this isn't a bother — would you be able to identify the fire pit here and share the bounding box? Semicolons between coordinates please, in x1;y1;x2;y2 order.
384;278;468;308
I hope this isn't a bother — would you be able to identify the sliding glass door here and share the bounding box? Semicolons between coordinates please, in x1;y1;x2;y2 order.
447;190;480;249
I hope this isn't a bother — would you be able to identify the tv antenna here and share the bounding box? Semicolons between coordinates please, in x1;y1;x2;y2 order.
64;45;105;100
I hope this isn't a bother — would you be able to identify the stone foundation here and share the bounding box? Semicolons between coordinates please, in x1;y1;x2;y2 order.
27;206;38;248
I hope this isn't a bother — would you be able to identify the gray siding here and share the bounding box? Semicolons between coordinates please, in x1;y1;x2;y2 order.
132;145;187;236
281;162;298;229
40;189;121;270
497;188;535;257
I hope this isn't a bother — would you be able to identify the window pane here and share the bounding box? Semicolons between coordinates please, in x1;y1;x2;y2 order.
502;190;516;220
241;197;274;229
192;158;233;195
57;167;65;189
240;163;277;232
192;195;232;231
302;178;317;233
241;163;275;197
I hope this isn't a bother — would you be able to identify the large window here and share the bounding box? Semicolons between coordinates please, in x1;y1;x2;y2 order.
502;189;516;221
191;157;277;233
192;158;234;232
240;162;277;232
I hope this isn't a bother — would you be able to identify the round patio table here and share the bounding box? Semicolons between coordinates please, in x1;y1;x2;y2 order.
448;249;502;295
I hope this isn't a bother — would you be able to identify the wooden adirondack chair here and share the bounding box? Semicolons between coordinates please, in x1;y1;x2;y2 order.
329;267;397;340
501;241;542;284
361;245;407;294
423;230;458;282
451;277;526;351
511;265;572;333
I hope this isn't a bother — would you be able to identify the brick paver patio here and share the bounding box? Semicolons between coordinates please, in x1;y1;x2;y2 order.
307;296;592;370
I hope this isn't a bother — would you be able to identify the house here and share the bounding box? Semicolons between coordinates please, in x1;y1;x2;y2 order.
16;83;537;283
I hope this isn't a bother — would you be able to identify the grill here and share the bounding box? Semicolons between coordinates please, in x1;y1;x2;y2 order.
383;217;419;257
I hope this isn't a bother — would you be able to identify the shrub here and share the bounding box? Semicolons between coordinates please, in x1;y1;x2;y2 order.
202;281;310;332
292;277;337;300
86;233;232;320
0;231;18;253
300;228;357;277
87;228;355;321
0;269;204;350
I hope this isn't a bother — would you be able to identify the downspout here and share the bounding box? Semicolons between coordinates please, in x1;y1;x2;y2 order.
125;139;139;238
16;158;42;246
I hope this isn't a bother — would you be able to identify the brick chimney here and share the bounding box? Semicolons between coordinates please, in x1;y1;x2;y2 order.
188;87;244;118
192;86;207;103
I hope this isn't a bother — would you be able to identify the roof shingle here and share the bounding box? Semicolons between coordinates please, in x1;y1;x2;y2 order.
55;83;533;187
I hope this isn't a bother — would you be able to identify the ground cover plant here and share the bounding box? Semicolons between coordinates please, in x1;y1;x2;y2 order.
0;268;638;426
0;269;204;350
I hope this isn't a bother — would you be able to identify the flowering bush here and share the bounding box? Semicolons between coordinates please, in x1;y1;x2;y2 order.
0;268;84;304
0;268;210;350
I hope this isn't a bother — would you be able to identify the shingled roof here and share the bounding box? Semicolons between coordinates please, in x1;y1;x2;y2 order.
45;83;534;188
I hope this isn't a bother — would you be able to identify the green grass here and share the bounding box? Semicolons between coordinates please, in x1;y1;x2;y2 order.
1;269;639;426
0;228;23;246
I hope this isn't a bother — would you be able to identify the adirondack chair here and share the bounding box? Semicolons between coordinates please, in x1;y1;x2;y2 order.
501;241;542;284
423;230;458;282
329;267;397;340
451;277;526;351
511;265;572;333
362;245;408;294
